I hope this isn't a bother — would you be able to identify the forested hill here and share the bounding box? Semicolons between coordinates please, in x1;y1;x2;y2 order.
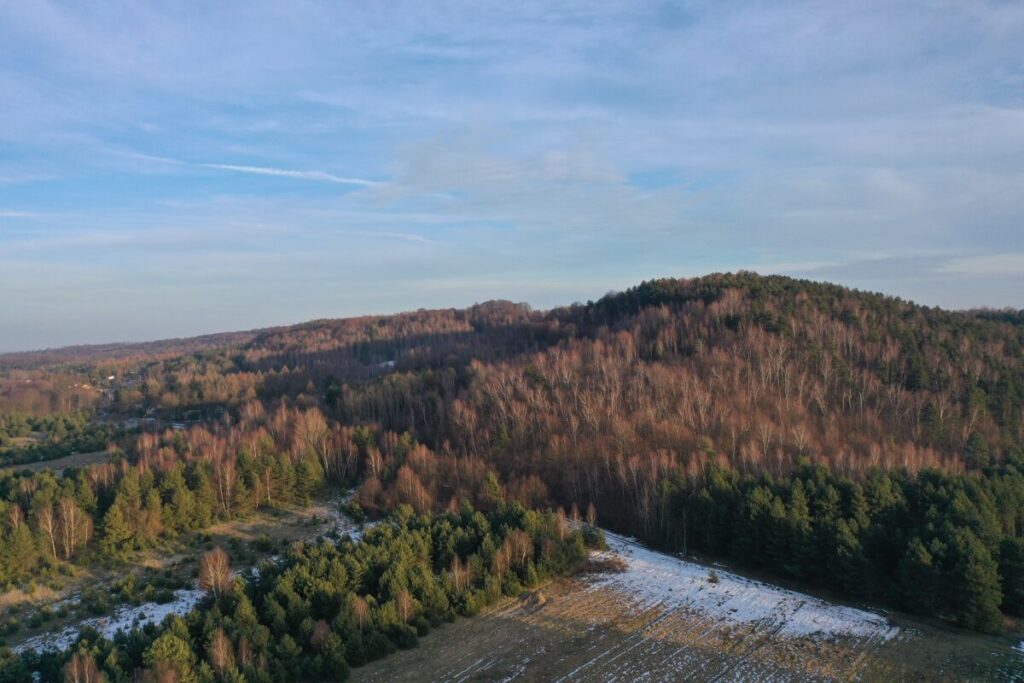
233;272;1024;477
6;272;1024;478
0;330;264;370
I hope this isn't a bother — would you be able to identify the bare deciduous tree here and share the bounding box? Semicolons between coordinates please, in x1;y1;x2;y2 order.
208;628;234;676
64;651;104;683
37;504;58;559
199;547;233;599
395;589;414;623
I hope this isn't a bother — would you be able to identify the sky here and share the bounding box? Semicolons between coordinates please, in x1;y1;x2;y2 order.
1;1;1023;352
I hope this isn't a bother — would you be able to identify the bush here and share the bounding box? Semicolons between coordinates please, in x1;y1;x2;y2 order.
342;500;366;524
252;534;275;553
386;623;418;650
582;526;606;550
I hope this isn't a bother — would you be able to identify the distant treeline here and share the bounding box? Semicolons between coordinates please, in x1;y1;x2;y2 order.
0;412;119;467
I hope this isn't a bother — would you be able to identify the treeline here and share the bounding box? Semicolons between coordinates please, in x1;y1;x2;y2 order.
0;376;100;418
0;330;261;371
8;503;599;682
676;460;1024;633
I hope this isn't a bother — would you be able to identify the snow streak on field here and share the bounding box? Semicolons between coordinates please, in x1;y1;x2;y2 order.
593;532;898;642
13;589;204;653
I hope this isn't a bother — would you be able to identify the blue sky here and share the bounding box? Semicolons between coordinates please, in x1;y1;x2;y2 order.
1;1;1023;352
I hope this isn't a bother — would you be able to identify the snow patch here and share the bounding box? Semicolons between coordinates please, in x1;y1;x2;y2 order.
14;589;205;654
318;492;379;542
590;532;899;642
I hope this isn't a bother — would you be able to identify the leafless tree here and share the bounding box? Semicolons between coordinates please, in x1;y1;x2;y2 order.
64;651;104;683
199;547;233;599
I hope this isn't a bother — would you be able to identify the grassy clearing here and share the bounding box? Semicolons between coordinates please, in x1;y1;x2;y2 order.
0;449;110;475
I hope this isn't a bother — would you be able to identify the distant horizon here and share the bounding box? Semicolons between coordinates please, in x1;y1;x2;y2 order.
2;270;1021;355
2;2;1022;352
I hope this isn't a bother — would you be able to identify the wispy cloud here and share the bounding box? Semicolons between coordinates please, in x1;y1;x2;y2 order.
119;152;381;187
201;163;382;187
942;253;1024;276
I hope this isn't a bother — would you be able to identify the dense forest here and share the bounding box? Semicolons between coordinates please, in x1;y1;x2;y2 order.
0;273;1021;659
0;412;119;466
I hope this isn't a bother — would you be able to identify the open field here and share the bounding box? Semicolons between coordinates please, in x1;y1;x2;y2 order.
355;533;1024;682
0;449;110;475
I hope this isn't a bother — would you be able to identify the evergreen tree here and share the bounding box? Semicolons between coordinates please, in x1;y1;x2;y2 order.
897;537;937;614
946;529;1003;633
100;502;133;559
998;537;1024;616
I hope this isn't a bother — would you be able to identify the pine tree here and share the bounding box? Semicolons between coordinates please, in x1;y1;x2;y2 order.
947;529;1002;633
998;537;1024;616
827;519;868;595
897;537;937;614
787;482;816;579
100;502;133;558
142;488;164;543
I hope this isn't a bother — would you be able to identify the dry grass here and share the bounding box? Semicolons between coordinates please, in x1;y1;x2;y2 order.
0;585;62;611
1;450;110;475
352;560;1023;683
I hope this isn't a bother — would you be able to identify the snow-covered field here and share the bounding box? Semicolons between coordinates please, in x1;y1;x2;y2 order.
591;532;898;642
13;589;205;653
